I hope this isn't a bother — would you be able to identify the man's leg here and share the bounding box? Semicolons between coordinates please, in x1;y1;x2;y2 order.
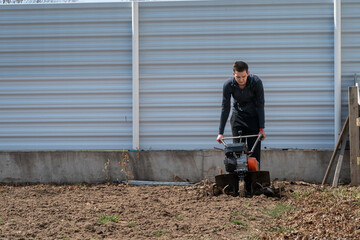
247;136;261;169
230;114;246;144
230;114;261;168
244;115;261;169
231;125;246;144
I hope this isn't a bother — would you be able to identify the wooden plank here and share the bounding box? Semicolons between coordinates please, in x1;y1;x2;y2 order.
332;125;348;187
322;115;349;185
348;86;360;186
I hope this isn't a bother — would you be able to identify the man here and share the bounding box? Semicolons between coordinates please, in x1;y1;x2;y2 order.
217;61;266;167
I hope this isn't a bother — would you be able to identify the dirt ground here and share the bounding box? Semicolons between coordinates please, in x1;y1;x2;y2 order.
0;180;360;240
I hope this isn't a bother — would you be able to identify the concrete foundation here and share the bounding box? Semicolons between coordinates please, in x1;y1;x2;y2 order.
0;149;350;185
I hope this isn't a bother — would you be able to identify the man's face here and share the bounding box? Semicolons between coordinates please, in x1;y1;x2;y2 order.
233;70;249;87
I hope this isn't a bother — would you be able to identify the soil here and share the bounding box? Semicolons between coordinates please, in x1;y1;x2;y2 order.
0;180;359;240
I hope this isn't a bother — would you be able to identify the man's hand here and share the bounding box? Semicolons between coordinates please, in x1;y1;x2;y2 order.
217;134;224;143
259;129;266;141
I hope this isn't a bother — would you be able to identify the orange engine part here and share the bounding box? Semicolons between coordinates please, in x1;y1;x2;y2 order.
248;157;259;171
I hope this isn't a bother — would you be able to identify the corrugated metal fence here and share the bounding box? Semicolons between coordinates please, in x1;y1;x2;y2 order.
0;0;357;150
342;0;360;120
0;3;133;150
139;0;334;149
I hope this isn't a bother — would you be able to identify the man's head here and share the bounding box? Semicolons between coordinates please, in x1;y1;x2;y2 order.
232;61;249;88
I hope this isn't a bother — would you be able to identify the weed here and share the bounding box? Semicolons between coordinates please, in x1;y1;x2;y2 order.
230;219;247;226
247;216;257;221
128;221;136;227
293;191;301;200
175;215;184;221
265;204;294;219
153;230;165;236
97;214;120;223
232;211;248;217
0;218;2;224
353;189;360;198
118;152;132;184
102;159;111;183
334;187;348;197
243;233;261;239
329;187;360;202
62;237;68;240
274;226;294;233
293;189;314;201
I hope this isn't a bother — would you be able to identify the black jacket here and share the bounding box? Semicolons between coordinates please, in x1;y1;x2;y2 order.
219;74;265;134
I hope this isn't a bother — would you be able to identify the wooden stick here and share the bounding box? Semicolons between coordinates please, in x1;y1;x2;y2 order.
348;86;360;185
322;115;349;185
332;124;349;187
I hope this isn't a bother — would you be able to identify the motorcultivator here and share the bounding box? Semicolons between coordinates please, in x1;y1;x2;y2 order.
214;133;282;197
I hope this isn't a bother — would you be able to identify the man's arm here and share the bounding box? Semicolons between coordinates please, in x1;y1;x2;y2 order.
217;80;232;142
254;77;266;140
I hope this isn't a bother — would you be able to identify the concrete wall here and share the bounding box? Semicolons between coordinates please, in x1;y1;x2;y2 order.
0;150;350;185
262;150;350;184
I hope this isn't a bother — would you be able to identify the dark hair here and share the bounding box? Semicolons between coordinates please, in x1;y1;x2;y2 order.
233;61;248;73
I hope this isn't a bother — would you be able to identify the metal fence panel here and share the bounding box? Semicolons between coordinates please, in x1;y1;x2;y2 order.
0;3;132;150
139;0;334;150
342;0;360;121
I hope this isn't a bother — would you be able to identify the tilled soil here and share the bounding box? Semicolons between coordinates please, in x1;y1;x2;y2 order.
0;181;359;240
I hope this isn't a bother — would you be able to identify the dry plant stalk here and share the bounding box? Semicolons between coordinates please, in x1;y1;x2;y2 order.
118;152;132;185
102;159;111;183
